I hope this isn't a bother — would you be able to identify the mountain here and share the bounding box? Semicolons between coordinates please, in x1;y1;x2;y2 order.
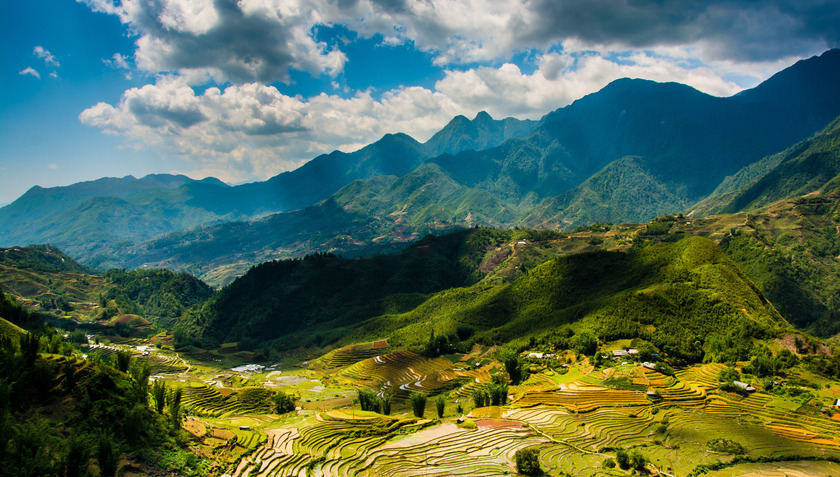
3;50;840;284
422;111;537;158
177;228;788;367
1;244;95;275
109;50;840;283
693;116;840;215
0;113;536;266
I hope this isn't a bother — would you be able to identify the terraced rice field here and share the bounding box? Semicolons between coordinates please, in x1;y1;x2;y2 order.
182;384;272;417
338;350;463;397
515;383;650;412
207;356;840;476
323;341;390;368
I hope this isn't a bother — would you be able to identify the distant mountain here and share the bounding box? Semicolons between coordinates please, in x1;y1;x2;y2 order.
422;111;537;158
0;112;536;265
3;50;840;284
693;116;840;216
71;49;840;284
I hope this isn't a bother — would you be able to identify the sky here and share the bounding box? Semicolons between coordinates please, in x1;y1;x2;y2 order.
1;0;838;205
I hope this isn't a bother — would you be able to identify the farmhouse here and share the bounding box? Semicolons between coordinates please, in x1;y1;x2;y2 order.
733;381;756;393
611;348;638;360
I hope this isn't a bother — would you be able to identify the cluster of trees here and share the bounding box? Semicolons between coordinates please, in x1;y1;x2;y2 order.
0;289;203;476
357;389;393;415
607;449;647;472
472;382;509;408
0;331;195;476
743;347;799;377
103;269;213;328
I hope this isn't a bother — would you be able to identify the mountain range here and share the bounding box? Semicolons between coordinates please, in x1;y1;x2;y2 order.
2;49;840;286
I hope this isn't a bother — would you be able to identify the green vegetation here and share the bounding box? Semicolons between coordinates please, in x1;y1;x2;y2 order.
515;447;543;475
707;438;748;455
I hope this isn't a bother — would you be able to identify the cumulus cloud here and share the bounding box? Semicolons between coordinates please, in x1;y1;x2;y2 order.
75;0;836;184
104;53;130;70
79;0;346;84
78;0;836;87
518;0;838;63
34;46;60;67
19;67;40;79
79;51;748;183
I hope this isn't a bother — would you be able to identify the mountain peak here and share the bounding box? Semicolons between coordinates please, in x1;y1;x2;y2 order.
473;111;494;122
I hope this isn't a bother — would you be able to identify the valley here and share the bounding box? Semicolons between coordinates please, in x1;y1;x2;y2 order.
3;46;840;477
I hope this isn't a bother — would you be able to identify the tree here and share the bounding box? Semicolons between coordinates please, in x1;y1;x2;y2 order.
472;388;489;408
630;450;647;472
357;389;379;412
129;360;152;404
573;332;598;356
151;380;167;414
272;391;296;414
719;367;740;383
115;350;132;373
489;383;508;406
97;434;119;477
410;392;427;418
616;449;630;470
514;447;542;475
498;348;524;384
169;387;182;429
63;433;89;477
435;395;445;418
379;390;393;416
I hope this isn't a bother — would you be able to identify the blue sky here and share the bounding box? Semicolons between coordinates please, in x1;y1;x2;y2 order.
1;0;838;205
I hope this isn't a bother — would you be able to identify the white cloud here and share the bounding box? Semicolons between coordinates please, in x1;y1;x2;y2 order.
33;46;60;67
19;67;40;79
104;53;130;70
79;0;347;84
47;163;59;170
80;50;750;184
75;0;835;185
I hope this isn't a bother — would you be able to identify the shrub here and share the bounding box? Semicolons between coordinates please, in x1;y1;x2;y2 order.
273;391;296;414
357;389;379;412
410;392;427;418
514;447;542;475
707;438;747;455
435;395;445;418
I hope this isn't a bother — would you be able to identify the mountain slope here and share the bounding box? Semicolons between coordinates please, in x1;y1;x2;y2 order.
180;232;789;366
696;116;840;215
422;111;537;158
521;155;694;229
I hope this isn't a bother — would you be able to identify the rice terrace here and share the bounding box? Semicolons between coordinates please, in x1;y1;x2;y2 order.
117;335;840;476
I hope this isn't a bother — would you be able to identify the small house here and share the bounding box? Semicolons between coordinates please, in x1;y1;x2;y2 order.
239;426;251;430
733;381;756;393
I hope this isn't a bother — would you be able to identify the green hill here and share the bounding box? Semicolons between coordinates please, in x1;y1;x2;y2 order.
0;249;213;329
178;226;789;366
696;116;840;215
